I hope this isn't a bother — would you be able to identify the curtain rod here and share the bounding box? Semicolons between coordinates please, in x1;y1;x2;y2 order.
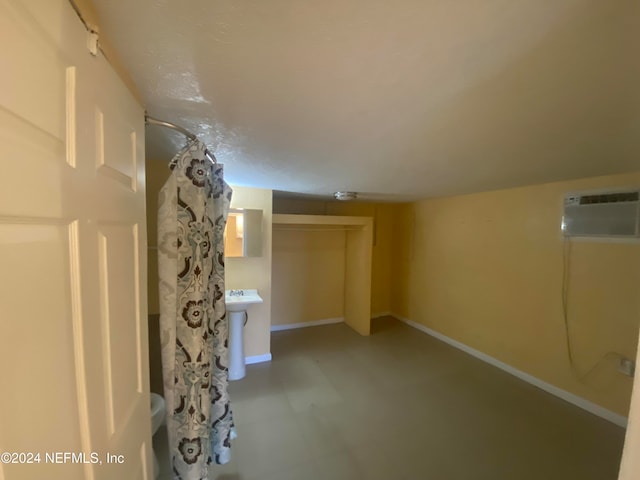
145;115;197;140
145;115;217;163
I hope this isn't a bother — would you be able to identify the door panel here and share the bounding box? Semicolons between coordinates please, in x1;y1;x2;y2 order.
0;1;66;141
97;224;143;436
96;106;139;189
0;221;83;452
0;1;151;479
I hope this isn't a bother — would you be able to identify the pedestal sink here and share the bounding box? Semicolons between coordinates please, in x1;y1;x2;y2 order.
225;289;263;380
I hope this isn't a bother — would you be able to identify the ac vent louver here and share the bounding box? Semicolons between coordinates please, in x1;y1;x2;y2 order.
563;189;640;238
578;192;639;205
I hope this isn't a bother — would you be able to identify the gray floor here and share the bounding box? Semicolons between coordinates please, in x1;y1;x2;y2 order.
154;316;625;480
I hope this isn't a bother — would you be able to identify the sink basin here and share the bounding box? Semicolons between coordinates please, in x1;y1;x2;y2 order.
225;289;263;312
226;289;263;381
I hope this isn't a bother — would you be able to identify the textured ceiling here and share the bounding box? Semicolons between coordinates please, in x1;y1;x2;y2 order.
92;0;639;200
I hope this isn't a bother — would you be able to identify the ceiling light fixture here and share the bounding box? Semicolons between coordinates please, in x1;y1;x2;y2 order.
334;191;358;201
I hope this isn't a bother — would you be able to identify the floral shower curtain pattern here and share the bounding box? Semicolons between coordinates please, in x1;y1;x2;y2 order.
158;140;235;479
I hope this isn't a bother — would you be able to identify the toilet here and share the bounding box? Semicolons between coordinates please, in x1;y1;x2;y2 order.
150;393;166;479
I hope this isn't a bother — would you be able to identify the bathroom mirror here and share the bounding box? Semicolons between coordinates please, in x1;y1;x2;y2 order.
225;208;263;257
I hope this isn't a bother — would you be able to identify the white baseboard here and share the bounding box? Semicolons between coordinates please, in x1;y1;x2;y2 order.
270;317;344;332
245;353;272;365
393;313;628;428
371;311;392;319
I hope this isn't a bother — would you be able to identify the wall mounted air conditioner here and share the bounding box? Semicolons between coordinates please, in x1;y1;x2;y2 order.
562;189;640;238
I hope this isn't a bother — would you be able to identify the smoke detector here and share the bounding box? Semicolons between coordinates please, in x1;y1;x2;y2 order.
334;191;358;201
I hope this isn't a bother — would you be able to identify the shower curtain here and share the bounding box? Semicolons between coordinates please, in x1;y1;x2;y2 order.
158;140;235;479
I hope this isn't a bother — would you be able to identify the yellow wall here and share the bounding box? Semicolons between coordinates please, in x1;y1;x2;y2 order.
273;198;329;216
272;214;374;335
226;186;273;358
392;172;640;415
272;199;394;316
327;203;393;317
272;230;345;326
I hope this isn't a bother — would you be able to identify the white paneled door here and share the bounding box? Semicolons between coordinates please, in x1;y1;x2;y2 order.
0;1;151;479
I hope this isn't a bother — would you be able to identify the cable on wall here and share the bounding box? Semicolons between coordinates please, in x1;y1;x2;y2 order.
561;235;625;384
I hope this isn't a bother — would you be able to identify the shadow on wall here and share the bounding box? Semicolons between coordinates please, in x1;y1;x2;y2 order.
148;314;163;394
